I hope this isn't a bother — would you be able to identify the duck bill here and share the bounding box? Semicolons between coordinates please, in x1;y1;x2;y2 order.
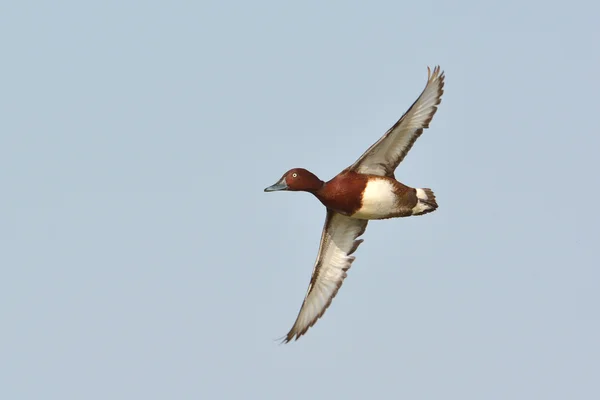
264;178;288;192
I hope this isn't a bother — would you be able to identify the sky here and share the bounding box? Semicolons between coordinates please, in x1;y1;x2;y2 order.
1;1;599;399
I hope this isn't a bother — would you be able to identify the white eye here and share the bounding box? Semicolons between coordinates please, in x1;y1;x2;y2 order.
292;173;298;178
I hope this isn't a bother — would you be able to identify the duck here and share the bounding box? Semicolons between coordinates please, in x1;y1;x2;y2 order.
264;66;445;342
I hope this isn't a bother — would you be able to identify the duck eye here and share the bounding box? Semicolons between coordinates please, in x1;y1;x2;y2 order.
292;173;298;178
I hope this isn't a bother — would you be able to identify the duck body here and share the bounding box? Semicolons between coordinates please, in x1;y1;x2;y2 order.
313;170;437;220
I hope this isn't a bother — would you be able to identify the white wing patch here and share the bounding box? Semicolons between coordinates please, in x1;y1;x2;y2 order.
349;66;445;177
283;211;368;342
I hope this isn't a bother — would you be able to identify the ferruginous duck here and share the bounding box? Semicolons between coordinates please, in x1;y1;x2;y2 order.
265;66;445;342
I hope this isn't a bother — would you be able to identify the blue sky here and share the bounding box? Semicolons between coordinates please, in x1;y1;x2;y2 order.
1;1;599;399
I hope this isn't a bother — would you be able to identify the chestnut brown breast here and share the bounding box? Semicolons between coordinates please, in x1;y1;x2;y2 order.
314;171;368;216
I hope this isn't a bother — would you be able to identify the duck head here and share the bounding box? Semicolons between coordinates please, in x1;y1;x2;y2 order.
264;168;324;193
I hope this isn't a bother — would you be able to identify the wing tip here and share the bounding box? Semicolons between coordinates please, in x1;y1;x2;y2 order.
427;66;445;98
422;65;445;129
278;333;296;344
281;321;313;343
275;332;301;344
427;65;445;81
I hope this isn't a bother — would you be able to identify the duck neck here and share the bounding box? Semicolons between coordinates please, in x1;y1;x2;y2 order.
308;180;325;195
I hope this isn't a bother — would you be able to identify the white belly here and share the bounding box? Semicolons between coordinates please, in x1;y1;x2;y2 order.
351;179;397;219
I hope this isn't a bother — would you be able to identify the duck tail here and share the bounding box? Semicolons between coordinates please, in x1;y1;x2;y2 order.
412;188;438;216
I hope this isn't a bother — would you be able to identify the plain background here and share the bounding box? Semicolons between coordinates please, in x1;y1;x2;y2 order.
1;1;599;399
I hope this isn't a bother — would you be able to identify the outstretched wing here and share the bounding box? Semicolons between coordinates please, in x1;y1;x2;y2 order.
348;66;445;177
283;211;368;343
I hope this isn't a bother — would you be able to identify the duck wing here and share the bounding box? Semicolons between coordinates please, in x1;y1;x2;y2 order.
283;210;368;342
348;66;445;177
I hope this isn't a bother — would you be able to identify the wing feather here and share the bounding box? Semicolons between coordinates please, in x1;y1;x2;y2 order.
283;211;368;342
349;66;445;176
